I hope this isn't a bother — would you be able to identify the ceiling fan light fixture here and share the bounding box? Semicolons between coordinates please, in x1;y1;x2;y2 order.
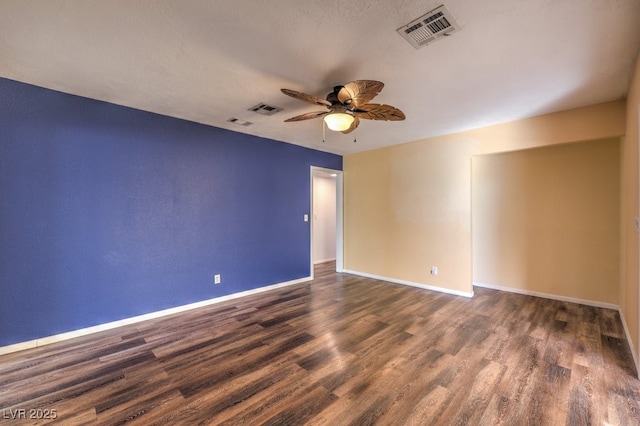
324;112;354;131
281;80;404;134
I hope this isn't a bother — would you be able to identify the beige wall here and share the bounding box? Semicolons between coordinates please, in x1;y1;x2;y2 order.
344;100;625;297
622;54;640;370
344;137;475;294
472;139;620;304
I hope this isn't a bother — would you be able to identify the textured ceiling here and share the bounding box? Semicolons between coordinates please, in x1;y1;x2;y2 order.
1;0;639;155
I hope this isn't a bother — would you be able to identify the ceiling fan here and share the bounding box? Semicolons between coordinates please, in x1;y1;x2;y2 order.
281;80;405;133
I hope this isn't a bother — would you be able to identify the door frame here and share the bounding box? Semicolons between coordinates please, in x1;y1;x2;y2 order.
637;104;640;377
310;166;344;278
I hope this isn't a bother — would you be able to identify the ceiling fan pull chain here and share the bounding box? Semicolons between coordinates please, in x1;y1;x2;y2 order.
322;120;326;143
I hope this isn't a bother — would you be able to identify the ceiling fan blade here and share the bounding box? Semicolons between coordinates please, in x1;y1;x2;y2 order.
337;80;384;107
341;116;360;134
281;88;331;107
353;103;406;121
284;111;329;122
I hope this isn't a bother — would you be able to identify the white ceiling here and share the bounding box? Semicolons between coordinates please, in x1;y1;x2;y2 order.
1;1;639;155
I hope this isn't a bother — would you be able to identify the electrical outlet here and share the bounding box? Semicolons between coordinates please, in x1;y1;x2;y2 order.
430;266;438;275
214;274;221;284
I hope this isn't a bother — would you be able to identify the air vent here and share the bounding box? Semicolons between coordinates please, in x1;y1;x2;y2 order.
397;5;460;49
227;117;253;126
248;103;283;116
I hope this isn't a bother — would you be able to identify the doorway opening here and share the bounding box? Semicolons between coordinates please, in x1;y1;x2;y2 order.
310;166;343;278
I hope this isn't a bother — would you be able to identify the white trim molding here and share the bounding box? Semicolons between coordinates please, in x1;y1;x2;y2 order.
344;269;474;298
0;276;312;356
619;308;640;376
314;257;336;265
473;281;619;310
474;280;638;375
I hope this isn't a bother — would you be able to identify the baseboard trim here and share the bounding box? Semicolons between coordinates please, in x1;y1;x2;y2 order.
343;269;474;298
0;276;312;356
619;308;640;377
473;281;638;377
313;257;336;265
472;281;619;310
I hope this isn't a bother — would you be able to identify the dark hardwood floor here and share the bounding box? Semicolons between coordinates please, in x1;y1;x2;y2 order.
1;262;639;425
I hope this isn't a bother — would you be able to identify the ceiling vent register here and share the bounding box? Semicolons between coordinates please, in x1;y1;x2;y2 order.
248;103;283;116
227;117;253;126
397;5;460;49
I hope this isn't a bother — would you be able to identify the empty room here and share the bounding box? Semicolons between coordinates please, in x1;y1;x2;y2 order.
1;1;640;424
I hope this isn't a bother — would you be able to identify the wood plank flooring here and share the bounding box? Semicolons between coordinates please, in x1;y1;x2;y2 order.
1;262;639;425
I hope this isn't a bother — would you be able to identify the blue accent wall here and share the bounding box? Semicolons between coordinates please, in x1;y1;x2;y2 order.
0;77;342;346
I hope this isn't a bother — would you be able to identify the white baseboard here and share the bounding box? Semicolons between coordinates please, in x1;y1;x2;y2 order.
472;281;619;310
473;281;638;377
343;269;474;298
0;276;312;356
313;257;336;265
619;308;640;377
